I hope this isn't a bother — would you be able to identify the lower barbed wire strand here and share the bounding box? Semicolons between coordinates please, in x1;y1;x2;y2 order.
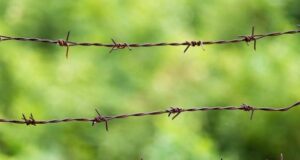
0;101;299;127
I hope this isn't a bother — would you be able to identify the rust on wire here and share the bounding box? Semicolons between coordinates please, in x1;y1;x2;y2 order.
57;31;71;58
22;113;36;126
240;103;255;120
92;109;109;131
0;27;300;57
0;101;299;130
109;39;131;53
184;40;205;53
167;107;183;120
238;26;257;50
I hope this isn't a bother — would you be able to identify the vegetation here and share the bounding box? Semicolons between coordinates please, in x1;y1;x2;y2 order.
0;0;299;159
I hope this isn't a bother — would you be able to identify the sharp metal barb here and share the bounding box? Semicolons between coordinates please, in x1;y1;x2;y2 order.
184;41;205;53
167;107;183;120
22;113;36;126
110;38;118;53
109;39;131;53
172;112;181;120
250;110;254;120
183;43;191;53
252;26;257;51
93;109;109;131
200;41;205;51
22;113;26;122
65;31;71;59
238;26;258;51
56;31;71;59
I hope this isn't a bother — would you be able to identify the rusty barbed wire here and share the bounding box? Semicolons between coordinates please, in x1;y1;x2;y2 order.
0;101;299;131
0;26;300;57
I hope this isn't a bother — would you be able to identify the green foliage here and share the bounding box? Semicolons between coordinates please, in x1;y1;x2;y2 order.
0;0;299;159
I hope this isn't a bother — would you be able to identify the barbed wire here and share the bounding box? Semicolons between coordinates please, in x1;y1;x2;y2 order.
0;26;300;58
0;101;299;131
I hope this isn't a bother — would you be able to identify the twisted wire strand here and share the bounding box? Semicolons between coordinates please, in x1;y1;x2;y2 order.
0;101;299;130
0;27;299;55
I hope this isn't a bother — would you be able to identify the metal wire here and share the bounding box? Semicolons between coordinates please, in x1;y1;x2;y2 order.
0;101;299;131
0;27;299;57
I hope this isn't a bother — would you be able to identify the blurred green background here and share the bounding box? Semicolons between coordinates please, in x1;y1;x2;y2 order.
0;0;300;159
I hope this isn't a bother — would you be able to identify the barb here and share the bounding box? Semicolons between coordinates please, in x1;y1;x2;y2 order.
240;103;255;120
167;107;183;120
92;109;109;131
110;39;131;53
0;101;299;129
0;27;299;56
238;26;257;50
184;40;205;53
22;113;36;126
57;31;71;58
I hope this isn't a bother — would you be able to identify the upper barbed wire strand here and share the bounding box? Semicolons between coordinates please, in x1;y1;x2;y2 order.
0;27;300;56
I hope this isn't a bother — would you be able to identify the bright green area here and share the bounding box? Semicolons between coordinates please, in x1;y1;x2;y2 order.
0;0;300;159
